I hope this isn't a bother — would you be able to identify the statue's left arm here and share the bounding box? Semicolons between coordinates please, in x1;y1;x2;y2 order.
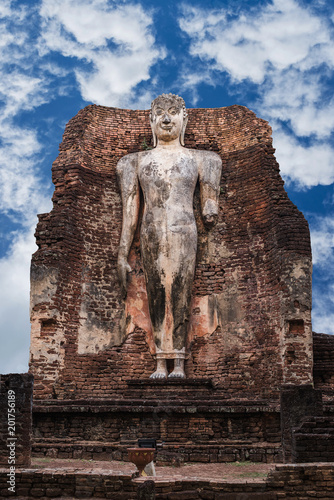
198;151;222;226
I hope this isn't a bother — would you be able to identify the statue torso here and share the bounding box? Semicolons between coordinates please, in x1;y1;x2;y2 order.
138;147;199;231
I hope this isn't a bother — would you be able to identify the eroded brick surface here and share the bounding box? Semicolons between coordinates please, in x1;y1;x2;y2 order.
313;333;334;389
292;416;334;462
31;396;282;463
29;105;313;400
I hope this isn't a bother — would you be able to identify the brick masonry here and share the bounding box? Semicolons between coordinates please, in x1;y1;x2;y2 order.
0;374;33;467
29;104;313;401
31;396;282;464
0;464;334;498
313;332;334;389
280;385;323;463
292;416;334;463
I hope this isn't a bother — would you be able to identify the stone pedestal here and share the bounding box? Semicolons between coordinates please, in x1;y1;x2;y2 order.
32;380;282;464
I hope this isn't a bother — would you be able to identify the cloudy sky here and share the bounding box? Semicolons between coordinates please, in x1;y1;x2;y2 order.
1;0;333;373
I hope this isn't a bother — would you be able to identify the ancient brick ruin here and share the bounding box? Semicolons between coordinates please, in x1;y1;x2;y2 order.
29;104;313;398
1;463;334;498
27;104;334;465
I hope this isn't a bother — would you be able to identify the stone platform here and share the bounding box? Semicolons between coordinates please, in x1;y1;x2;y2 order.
32;383;282;465
1;459;334;498
31;379;334;466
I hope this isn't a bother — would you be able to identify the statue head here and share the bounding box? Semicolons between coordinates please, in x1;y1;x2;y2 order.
150;93;188;147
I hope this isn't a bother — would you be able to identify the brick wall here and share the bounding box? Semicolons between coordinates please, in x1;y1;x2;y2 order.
292;416;334;462
280;385;323;463
313;332;334;388
0;464;333;498
31;397;282;464
0;374;33;467
29;104;313;400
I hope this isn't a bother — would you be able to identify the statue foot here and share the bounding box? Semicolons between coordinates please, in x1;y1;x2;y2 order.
168;358;185;378
150;369;167;379
150;358;167;379
168;367;185;378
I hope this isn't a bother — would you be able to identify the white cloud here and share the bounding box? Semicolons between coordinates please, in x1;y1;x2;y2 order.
310;216;334;334
40;1;153;50
0;0;11;18
180;0;331;84
310;216;334;267
75;50;154;106
179;0;334;189
259;69;334;139
272;127;334;188
0;120;52;223
0;228;36;373
0;72;47;118
312;298;334;335
39;0;165;107
0;1;54;373
0;4;53;226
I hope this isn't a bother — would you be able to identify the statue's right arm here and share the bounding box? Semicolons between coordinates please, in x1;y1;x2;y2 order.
116;154;140;299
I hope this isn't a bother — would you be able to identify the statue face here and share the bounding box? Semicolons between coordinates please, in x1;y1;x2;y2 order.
150;101;184;143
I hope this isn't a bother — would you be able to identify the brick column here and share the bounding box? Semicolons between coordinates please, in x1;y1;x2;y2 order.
280;384;322;463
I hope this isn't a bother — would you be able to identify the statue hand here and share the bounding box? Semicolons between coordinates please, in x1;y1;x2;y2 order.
203;213;218;227
203;199;218;228
117;257;131;299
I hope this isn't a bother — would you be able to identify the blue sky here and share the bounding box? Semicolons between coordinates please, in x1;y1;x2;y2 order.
1;0;334;373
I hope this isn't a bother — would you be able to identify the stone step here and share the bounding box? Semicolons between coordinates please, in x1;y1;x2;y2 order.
32;439;282;464
33;398;279;413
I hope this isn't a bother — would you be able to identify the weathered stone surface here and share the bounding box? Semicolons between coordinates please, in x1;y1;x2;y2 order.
117;94;222;378
29;103;313;400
